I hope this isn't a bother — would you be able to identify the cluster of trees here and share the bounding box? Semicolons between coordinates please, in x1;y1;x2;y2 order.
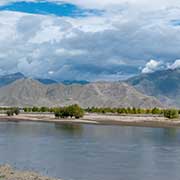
23;106;51;113
85;107;180;119
85;107;163;114
6;107;20;116
23;105;85;119
4;105;84;119
1;105;179;119
163;109;179;119
54;104;84;119
0;107;18;111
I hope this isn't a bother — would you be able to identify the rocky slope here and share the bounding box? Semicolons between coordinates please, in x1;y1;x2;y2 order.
0;78;162;108
126;68;180;107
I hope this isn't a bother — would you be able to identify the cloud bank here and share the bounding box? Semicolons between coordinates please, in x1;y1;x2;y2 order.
0;1;180;80
142;60;162;73
168;59;180;69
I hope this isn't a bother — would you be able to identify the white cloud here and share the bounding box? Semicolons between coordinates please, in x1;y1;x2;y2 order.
142;60;162;73
55;48;87;56
48;70;54;75
168;59;180;69
0;0;180;80
39;0;180;10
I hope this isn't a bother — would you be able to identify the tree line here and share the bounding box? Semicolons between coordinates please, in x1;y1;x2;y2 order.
85;107;179;119
1;106;179;119
6;107;20;116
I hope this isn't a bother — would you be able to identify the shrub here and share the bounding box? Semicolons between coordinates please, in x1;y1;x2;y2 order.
6;110;14;116
164;109;179;119
54;111;61;118
152;107;161;114
13;108;20;115
6;108;20;116
32;106;39;112
54;108;66;118
72;104;84;119
40;107;49;112
23;107;32;112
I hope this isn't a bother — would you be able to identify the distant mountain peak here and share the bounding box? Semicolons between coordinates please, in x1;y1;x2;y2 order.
126;68;180;107
0;72;25;78
35;78;57;85
13;72;25;76
0;72;25;87
61;80;89;85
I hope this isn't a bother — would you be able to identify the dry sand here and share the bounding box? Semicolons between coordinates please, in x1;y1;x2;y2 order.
0;113;180;128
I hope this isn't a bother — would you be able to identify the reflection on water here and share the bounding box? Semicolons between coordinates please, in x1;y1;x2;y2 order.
163;128;177;138
0;122;180;180
54;123;83;136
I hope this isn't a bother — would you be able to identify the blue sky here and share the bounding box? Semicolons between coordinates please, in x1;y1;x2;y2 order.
0;0;180;81
0;1;103;17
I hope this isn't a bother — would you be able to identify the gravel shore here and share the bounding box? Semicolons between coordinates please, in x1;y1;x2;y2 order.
0;165;60;180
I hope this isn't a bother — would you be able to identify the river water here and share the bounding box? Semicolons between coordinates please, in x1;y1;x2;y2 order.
0;121;180;180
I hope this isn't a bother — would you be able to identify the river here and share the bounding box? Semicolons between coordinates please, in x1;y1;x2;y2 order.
0;121;180;180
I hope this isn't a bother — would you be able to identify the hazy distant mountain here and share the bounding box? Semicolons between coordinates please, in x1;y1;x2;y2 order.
126;68;180;107
0;72;25;87
62;80;89;85
0;79;162;108
35;78;57;85
0;72;58;86
35;79;89;85
0;72;89;86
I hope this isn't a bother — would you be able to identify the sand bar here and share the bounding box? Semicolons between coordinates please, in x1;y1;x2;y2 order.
0;113;180;128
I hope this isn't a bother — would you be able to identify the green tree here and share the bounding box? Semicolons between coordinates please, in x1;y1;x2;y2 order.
23;107;32;113
13;107;20;115
152;107;161;114
54;105;84;119
32;106;39;112
164;109;179;119
72;104;84;119
40;107;49;112
6;110;14;116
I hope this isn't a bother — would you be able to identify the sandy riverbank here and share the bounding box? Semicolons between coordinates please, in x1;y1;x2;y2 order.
0;113;180;128
0;165;60;180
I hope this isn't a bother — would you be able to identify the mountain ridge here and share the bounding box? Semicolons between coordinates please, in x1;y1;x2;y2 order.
0;72;89;86
0;72;25;87
0;69;179;108
0;78;163;108
126;68;180;107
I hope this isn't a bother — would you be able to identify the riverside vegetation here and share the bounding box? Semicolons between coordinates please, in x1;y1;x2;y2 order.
0;105;179;119
85;107;180;119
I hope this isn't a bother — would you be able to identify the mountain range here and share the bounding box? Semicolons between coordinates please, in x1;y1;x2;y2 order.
0;68;179;108
0;78;162;108
0;73;89;86
126;68;180;107
0;72;25;87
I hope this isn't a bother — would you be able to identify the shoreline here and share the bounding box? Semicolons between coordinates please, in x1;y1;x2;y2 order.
0;113;180;128
0;165;60;180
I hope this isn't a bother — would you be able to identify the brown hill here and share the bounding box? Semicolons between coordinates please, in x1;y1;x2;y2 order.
0;79;163;108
